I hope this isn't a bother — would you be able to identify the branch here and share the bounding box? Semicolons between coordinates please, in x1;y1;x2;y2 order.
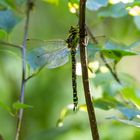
79;0;100;140
100;53;122;84
0;41;22;50
15;1;33;140
25;65;46;82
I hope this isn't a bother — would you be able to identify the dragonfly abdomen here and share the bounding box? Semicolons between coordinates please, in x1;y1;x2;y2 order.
71;49;78;111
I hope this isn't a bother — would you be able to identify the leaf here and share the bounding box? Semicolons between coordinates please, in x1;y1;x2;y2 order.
93;72;136;97
107;116;140;128
42;0;59;5
68;0;79;4
13;101;33;110
86;0;108;11
93;72;114;86
0;100;14;116
0;29;7;40
57;104;76;127
0;9;21;33
132;0;140;5
121;87;140;106
101;40;138;64
94;98;116;110
79;98;123;111
0;0;16;9
98;3;128;18
134;16;140;30
118;107;140;120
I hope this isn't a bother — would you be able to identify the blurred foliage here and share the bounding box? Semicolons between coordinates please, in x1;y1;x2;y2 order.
0;0;140;140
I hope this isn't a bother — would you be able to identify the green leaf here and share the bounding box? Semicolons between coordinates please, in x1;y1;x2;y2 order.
93;72;114;86
93;72;136;97
121;87;140;106
94;98;116;110
69;0;79;3
98;3;128;18
101;40;138;64
42;0;59;5
128;0;140;6
13;101;33;110
0;100;14;116
57;104;76;127
86;0;108;11
0;29;8;40
0;0;16;9
0;9;21;33
107;116;140;128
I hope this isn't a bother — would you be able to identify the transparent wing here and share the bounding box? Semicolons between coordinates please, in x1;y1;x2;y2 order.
27;39;67;52
27;39;69;71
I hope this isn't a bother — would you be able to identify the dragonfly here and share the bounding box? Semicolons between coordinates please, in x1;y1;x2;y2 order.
27;26;79;111
26;26;107;110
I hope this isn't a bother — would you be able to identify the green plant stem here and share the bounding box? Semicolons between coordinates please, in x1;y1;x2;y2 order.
15;1;33;140
0;41;22;49
79;0;100;140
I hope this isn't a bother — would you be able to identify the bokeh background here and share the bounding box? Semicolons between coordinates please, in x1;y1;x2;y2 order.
0;0;140;140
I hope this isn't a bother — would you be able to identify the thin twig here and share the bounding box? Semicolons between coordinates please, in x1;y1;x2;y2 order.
100;53;122;84
25;65;46;82
0;41;22;50
15;1;33;140
85;25;98;44
25;71;40;82
79;0;100;140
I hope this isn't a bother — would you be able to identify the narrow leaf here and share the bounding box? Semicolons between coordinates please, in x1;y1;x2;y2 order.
100;40;138;64
107;116;140;128
57;104;77;127
13;101;33;110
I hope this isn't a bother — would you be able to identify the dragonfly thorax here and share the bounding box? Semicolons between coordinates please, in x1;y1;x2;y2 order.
66;26;79;50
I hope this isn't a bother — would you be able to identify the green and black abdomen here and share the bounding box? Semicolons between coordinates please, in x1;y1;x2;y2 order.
71;49;78;111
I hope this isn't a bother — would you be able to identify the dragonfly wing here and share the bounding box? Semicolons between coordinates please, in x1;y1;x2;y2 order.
27;39;67;52
27;47;69;71
45;48;69;69
27;47;47;70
